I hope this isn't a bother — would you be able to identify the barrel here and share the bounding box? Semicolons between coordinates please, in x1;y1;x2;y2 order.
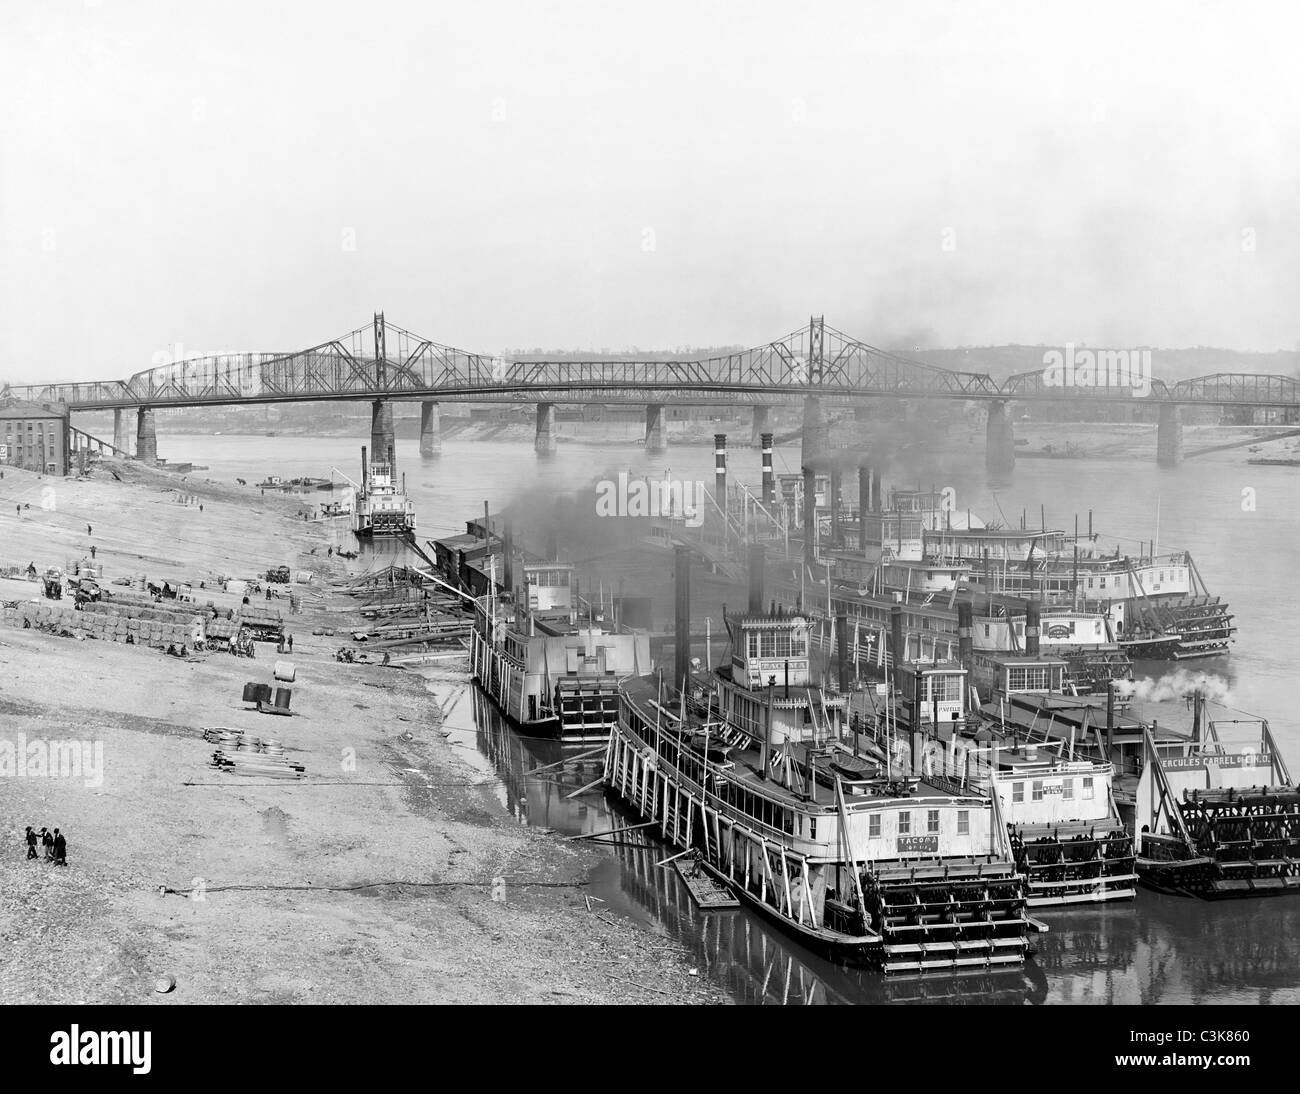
273;660;296;682
295;571;313;584
273;687;292;710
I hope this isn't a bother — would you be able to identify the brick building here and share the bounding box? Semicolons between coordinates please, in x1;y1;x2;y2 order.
0;399;70;476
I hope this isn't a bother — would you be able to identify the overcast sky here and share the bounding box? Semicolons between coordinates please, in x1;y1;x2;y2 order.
2;1;1298;381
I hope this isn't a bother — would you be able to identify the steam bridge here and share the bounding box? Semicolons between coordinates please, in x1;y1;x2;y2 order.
4;314;1298;471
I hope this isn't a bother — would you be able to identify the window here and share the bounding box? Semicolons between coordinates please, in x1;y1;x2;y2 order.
1032;780;1044;802
898;811;911;835
809;817;817;840
957;810;969;835
927;809;939;834
868;814;880;838
1083;776;1094;800
1063;779;1074;801
1012;782;1024;804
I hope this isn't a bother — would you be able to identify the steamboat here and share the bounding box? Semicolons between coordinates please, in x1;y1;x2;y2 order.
602;546;1031;972
352;445;416;538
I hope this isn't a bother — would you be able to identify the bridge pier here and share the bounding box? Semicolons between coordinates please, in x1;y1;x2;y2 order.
136;407;157;465
535;403;556;456
761;432;775;503
419;401;441;458
1157;403;1184;467
985;400;1016;474
801;396;827;469
371;399;395;472
645;404;665;454
113;409;131;457
858;464;872;557
751;405;770;446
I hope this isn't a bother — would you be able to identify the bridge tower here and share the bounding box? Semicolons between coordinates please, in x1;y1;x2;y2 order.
113;409;131;457
419;401;441;457
1157;403;1183;467
645;404;665;454
985;399;1016;473
136;407;157;465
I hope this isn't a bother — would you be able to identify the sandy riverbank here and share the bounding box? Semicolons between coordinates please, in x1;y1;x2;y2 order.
0;460;726;1005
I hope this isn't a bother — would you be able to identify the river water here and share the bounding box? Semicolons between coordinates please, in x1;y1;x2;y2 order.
161;430;1300;1004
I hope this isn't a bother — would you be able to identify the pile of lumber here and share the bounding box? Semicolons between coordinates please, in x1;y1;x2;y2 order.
206;728;304;778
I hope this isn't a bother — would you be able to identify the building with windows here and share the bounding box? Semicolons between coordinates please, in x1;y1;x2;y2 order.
0;399;71;476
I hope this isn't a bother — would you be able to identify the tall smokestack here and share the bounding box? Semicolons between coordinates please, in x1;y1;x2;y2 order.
748;543;765;614
361;446;368;494
674;545;691;691
890;599;904;670
761;433;774;503
957;599;973;670
1025;600;1041;657
858;464;871;558
388;444;396;480
836;613;850;694
830;467;842;546
714;433;727;512
483;500;490;541
871;468;882;513
1105;681;1115;761
802;465;816;566
503;521;514;597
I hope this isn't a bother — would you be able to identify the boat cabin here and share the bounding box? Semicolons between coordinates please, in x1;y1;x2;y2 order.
729;612;812;691
895;660;968;732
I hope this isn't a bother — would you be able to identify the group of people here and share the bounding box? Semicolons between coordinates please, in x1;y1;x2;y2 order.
24;826;68;866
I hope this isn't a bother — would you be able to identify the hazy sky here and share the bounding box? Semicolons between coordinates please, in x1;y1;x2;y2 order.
2;1;1298;382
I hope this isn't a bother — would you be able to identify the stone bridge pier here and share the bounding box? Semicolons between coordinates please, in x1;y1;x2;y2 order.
136;407;157;465
113;409;131;457
985;399;1016;473
1157;403;1183;467
645;404;665;454
419;400;441;457
750;404;770;446
535;402;556;456
371;398;395;470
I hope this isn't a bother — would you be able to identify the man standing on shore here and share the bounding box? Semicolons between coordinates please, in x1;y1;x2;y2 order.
24;826;37;860
52;829;66;867
40;827;53;861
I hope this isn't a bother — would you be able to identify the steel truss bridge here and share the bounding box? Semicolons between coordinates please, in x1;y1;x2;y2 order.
3;315;1298;411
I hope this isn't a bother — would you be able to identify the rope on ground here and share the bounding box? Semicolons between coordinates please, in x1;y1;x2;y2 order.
158;877;589;896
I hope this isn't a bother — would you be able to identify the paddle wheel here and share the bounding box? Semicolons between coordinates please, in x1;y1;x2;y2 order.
1007;823;1137;905
865;859;1029;974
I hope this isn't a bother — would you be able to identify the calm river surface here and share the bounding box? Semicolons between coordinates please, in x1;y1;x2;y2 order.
162;430;1300;1004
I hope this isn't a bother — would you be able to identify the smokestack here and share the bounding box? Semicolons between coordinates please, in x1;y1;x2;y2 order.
761;433;774;503
747;543;765;614
503;521;514;597
802;465;816;565
830;467;842;546
871;468;882;513
1105;681;1115;761
483;500;490;542
858;465;871;558
714;434;727;512
1025;600;1040;657
388;444;396;479
361;446;368;494
890;600;904;670
957;599;973;670
674;545;691;691
836;613;850;694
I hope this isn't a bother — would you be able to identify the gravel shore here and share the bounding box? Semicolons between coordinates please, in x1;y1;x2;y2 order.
0;459;727;1005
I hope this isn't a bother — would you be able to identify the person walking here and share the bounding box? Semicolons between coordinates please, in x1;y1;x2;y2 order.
87;524;92;535
287;634;293;653
52;829;66;867
90;545;97;559
40;827;53;861
25;826;37;860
